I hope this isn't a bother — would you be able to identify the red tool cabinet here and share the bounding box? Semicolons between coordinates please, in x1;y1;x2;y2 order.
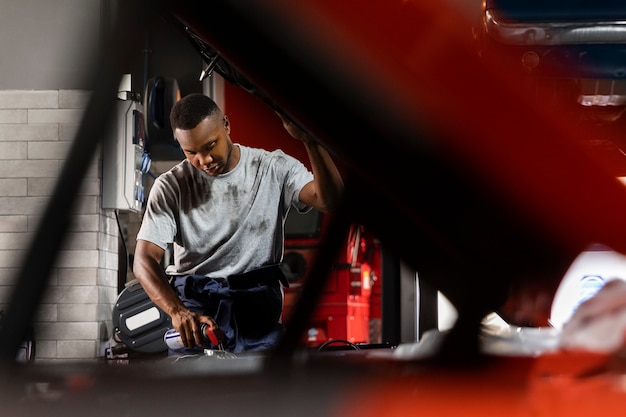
282;213;380;347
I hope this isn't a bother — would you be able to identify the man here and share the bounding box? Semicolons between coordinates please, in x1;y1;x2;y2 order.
133;93;344;354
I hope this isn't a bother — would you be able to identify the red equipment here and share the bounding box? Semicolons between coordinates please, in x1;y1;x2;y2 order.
282;212;381;347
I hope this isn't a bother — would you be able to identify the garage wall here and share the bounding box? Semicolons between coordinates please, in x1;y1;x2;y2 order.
0;0;116;362
0;0;101;90
0;89;118;361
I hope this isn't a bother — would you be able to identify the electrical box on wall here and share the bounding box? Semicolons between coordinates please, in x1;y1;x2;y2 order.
102;98;151;212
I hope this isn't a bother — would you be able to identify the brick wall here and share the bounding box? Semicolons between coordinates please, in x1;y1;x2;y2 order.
0;90;119;362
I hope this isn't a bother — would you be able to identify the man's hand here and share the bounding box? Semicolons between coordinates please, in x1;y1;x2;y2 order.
171;307;218;348
277;113;311;143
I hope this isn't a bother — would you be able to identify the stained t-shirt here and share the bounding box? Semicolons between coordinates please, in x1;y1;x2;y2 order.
136;144;313;278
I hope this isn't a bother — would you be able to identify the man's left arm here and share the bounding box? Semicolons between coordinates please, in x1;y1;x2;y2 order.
299;140;344;213
278;114;344;213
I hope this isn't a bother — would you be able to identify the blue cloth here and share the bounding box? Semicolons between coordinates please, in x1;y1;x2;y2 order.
169;265;285;354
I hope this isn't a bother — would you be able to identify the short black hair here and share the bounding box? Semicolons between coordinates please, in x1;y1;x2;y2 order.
170;93;221;130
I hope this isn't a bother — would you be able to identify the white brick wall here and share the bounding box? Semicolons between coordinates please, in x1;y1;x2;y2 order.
0;90;119;362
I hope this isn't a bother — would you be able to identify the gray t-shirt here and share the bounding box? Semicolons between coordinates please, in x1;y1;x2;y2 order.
136;144;313;277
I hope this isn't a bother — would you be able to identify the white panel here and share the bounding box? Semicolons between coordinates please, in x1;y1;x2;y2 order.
102;99;148;212
126;307;161;331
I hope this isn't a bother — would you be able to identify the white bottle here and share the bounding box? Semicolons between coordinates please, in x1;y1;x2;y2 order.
163;323;220;350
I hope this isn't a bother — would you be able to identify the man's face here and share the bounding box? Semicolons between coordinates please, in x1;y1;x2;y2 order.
175;115;234;176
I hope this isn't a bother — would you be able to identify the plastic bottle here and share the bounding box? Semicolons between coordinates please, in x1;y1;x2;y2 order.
163;323;221;350
573;274;605;312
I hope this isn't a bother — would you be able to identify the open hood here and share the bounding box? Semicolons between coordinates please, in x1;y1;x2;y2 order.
160;0;626;351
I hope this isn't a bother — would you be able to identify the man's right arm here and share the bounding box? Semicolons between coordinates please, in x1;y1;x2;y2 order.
133;239;210;348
